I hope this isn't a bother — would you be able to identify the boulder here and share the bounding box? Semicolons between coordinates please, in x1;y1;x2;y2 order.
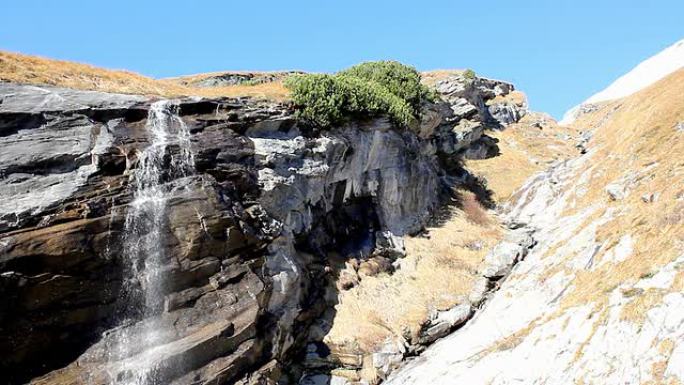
419;303;473;344
606;183;626;201
481;230;536;279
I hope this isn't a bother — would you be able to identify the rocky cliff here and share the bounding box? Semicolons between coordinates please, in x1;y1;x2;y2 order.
0;69;526;385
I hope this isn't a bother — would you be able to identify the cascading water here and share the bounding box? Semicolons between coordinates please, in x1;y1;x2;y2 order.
106;100;194;385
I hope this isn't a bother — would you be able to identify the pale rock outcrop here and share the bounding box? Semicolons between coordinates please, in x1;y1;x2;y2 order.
675;121;684;132
419;303;472;344
480;229;535;279
432;74;527;162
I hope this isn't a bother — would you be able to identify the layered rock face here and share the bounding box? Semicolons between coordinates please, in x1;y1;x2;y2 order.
0;73;524;385
0;84;284;384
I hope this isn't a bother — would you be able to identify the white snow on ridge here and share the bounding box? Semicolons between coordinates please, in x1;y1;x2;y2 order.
584;39;684;104
560;38;684;125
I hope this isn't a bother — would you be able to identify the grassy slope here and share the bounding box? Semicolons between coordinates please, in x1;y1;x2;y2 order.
471;69;684;382
467;111;579;201
0;51;289;100
557;68;684;314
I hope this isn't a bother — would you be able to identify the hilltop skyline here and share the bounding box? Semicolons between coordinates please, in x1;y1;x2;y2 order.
2;0;683;118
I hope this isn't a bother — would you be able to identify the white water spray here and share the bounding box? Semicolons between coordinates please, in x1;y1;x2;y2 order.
107;100;194;385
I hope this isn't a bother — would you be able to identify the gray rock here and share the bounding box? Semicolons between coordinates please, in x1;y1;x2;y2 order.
481;231;536;279
253;118;441;236
375;230;406;259
372;340;407;379
0;83;146;114
461;135;499;160
606;183;626;201
438;120;484;155
181;71;303;88
468;277;491;305
299;374;352;385
450;98;479;119
0;87;285;383
430;73;524;168
640;192;660;203
0;112;102;230
675;122;684;132
488;102;524;126
420;303;472;344
435;75;515;107
0;84;149;231
0;75;529;384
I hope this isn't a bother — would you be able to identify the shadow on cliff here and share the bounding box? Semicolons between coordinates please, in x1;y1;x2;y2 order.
277;192;384;383
281;165;496;384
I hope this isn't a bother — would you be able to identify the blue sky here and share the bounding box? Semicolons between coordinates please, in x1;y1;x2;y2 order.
1;0;682;118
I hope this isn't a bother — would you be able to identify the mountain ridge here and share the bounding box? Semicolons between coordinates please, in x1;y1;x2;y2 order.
561;38;684;125
1;45;683;385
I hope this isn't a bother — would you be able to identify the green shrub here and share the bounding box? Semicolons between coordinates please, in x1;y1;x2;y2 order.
338;61;431;115
284;61;432;128
285;73;414;128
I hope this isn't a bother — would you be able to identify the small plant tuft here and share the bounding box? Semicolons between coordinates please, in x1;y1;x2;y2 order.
463;69;477;80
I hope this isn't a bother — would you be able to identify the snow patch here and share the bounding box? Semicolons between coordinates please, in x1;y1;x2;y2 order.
561;38;684;125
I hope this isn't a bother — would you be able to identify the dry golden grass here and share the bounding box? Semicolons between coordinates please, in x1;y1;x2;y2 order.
658;338;676;356
0;50;290;101
487;90;528;107
466;112;579;202
0;50;186;95
559;69;684;309
325;191;503;355
620;288;667;323
165;80;289;101
461;191;492;225
672;271;684;291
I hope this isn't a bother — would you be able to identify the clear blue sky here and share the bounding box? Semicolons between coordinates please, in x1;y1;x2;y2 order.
2;0;682;118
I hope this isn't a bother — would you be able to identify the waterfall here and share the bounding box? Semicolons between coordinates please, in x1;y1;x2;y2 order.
107;100;194;385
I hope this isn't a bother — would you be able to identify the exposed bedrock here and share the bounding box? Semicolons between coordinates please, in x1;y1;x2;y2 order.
0;75;525;384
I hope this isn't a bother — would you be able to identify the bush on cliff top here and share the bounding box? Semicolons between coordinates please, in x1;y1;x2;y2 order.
284;61;432;128
463;69;476;80
338;61;431;116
